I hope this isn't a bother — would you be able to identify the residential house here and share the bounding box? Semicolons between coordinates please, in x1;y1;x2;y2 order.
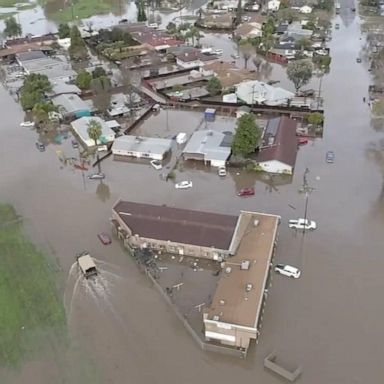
71;116;116;147
255;116;298;174
47;82;82;97
52;94;91;119
16;51;76;82
182;129;233;167
235;80;294;106
112;135;172;161
175;48;218;69
234;22;263;40
286;22;313;40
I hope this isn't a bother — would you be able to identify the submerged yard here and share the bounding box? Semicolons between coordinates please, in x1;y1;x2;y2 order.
0;204;66;367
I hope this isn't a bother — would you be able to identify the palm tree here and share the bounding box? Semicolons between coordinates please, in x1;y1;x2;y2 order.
32;102;57;130
87;119;103;173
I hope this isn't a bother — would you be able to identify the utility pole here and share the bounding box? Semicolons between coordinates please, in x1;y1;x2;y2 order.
301;168;313;234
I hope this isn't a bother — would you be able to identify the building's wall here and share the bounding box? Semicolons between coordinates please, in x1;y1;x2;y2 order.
176;58;202;69
111;210;229;260
258;160;292;175
203;319;256;349
112;148;166;160
210;159;226;167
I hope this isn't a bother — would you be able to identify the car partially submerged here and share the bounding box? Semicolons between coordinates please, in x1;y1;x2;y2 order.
175;180;192;189
237;187;255;197
150;159;162;170
289;218;317;230
76;251;98;278
275;264;301;278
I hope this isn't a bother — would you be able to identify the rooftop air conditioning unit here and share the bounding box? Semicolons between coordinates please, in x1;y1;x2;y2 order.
253;219;259;227
241;260;250;270
213;315;220;321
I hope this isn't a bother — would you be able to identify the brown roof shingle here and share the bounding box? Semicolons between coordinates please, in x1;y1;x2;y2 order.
113;201;239;250
256;116;298;167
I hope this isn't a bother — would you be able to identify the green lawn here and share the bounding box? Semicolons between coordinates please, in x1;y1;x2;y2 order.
47;0;115;23
0;204;66;367
0;0;28;7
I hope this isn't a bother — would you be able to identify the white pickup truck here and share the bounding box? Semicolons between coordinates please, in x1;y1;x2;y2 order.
288;218;317;230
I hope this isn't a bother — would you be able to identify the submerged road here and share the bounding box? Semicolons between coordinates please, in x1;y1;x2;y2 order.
0;4;383;384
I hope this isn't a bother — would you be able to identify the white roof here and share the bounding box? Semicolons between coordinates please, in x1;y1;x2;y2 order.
112;135;173;156
235;80;294;106
71;116;115;144
182;130;232;162
52;94;90;115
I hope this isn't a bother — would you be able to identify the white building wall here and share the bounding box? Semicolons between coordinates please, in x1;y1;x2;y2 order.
112;149;164;160
258;160;292;174
176;58;202;69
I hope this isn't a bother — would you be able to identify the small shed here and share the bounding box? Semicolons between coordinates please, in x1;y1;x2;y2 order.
204;108;216;121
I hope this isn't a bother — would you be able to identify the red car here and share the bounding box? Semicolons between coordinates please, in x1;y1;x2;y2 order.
237;187;255;197
298;138;308;145
98;233;112;245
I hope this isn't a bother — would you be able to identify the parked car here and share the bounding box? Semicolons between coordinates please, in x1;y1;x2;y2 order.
288;218;317;230
335;23;340;29
98;232;112;245
71;140;79;149
175;181;193;189
88;172;105;180
76;251;98;278
237;187;255;197
97;145;108;152
274;264;301;279
231;54;240;59
35;142;45;152
326;150;335;163
356;57;362;63
20;121;35;127
150;159;162;170
298;138;308;145
176;132;187;144
218;166;227;177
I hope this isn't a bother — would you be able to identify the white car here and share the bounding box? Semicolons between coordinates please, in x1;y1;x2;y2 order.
20;121;35;127
288;218;317;230
218;166;227;177
175;181;192;189
275;264;301;278
150;159;162;170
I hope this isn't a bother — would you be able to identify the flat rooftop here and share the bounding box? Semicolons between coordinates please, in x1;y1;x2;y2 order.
205;211;280;328
113;201;239;250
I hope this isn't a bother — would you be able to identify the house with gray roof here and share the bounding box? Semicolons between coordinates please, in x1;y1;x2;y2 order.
182;130;233;167
52;94;91;119
235;80;294;106
112;135;173;161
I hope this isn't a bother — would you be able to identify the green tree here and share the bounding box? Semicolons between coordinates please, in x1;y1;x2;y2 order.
313;54;331;73
87;119;103;172
137;0;147;22
4;16;21;38
206;76;222;96
69;25;88;61
91;76;111;114
232;113;261;157
240;42;253;69
287;59;313;93
20;74;52;111
92;66;107;79
58;23;70;39
75;70;92;90
306;112;324;126
32;102;57;128
166;22;177;33
236;0;242;25
296;37;312;51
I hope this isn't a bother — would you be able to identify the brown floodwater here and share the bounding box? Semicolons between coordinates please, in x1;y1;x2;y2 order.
1;3;384;383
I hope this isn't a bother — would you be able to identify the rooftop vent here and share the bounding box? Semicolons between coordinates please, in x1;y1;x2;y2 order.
241;260;250;270
253;219;259;227
219;299;226;305
246;283;253;292
225;266;232;274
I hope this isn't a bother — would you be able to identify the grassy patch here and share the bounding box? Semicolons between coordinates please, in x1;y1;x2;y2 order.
0;11;16;18
47;0;114;23
0;0;28;7
0;204;66;367
372;99;384;117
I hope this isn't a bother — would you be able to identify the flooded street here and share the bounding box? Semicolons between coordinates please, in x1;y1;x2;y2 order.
1;5;384;384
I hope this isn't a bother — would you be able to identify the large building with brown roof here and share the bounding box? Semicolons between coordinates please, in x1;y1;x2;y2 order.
255;116;298;175
111;201;281;354
111;200;240;259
